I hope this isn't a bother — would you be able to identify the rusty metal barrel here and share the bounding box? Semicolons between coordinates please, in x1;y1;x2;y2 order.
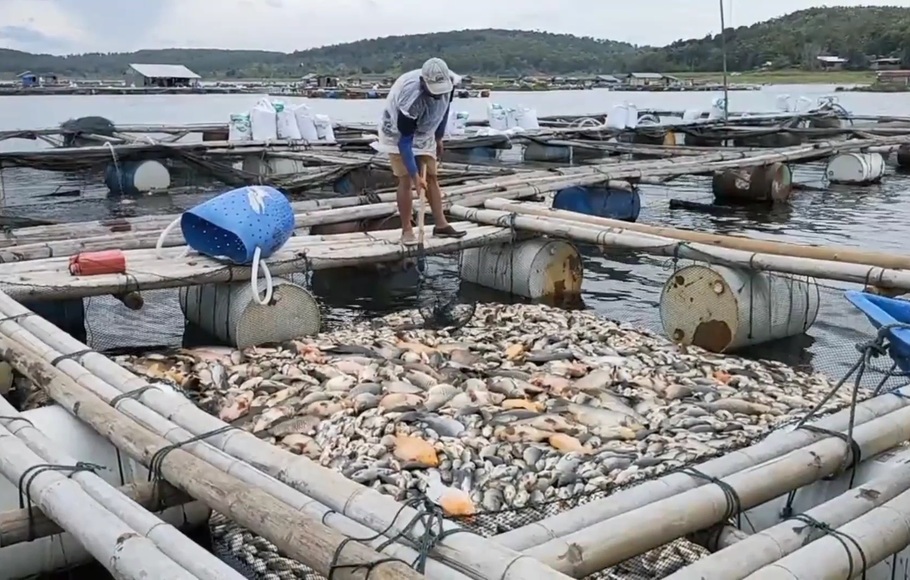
711;162;792;204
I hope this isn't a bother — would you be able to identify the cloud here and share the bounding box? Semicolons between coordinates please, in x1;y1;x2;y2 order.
2;0;910;54
0;0;88;52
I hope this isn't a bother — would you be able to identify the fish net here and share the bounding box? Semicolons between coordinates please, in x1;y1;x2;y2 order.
1;156;906;580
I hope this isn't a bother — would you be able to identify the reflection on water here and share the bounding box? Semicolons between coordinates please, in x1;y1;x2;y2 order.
1;90;909;381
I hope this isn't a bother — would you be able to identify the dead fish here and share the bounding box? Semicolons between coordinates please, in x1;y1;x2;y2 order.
525;351;575;363
323;345;380;358
399;412;466;437
266;415;320;438
488;409;542;425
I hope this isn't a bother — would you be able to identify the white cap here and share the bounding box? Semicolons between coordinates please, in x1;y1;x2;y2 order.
420;58;453;95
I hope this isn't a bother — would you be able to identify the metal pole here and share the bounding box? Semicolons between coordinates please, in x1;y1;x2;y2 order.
719;0;730;120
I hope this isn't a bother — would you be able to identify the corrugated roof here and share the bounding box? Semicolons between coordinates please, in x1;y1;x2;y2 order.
630;72;664;79
129;64;201;79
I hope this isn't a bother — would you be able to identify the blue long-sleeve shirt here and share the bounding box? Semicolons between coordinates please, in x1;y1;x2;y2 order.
397;90;453;178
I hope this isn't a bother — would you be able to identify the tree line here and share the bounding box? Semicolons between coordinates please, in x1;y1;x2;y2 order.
1;6;909;79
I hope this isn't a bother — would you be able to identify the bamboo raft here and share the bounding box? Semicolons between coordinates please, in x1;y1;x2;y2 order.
4;112;910;578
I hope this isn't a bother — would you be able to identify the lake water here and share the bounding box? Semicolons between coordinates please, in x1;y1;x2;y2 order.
0;84;907;385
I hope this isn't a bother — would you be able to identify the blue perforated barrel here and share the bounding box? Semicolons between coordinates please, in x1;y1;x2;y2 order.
552;185;641;222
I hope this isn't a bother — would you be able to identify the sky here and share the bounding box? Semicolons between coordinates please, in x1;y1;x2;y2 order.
2;0;910;55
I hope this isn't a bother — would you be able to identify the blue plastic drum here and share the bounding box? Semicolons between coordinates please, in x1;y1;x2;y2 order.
552;185;642;222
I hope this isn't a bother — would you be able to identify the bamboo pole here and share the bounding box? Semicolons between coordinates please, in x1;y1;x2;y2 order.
667;460;910;579
524;404;910;576
0;421;196;579
495;387;910;552
0;480;190;545
486;199;910;272
0;397;242;578
0;333;425;580
0;295;572;580
0;305;470;579
744;487;910;579
447;207;910;290
0;135;896;249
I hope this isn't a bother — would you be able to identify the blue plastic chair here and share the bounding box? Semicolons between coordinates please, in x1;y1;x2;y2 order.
157;185;295;304
845;290;910;373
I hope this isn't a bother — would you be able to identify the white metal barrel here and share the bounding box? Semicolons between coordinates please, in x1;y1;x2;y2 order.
659;264;820;352
104;160;171;195
459;239;583;301
179;277;321;348
826;152;886;185
0;405;208;578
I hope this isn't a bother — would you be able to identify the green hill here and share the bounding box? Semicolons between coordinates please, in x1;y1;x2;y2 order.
1;7;909;79
648;6;910;72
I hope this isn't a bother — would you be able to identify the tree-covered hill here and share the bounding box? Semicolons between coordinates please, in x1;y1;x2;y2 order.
647;6;910;72
1;6;909;78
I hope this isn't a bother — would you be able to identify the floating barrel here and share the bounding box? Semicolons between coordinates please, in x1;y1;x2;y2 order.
732;132;803;148
809;116;842;129
332;166;397;195
825;152;886;185
659;264;820;352
20;298;86;343
459;239;583;303
104;160;171;195
524;142;573;163
179;277;321;348
446;146;498;165
711;163;792;204
897;144;910;169
0;405;209;578
553;185;641;222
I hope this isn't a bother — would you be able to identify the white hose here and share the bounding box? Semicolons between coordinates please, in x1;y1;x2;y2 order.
155;217;190;260
249;247;274;305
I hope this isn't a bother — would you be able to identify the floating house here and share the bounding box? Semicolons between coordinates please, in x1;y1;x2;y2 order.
17;71;58;88
876;70;910;86
127;64;201;88
816;55;848;71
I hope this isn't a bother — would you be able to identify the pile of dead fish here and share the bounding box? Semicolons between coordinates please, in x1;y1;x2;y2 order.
116;302;857;579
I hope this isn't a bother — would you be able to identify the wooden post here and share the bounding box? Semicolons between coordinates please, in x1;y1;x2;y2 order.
0;333;424;580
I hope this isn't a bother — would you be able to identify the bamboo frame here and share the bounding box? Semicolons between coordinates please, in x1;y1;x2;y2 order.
0;421;195;578
667;461;910;579
0;396;241;578
0;293;571;580
524;404;910;576
0;331;425;580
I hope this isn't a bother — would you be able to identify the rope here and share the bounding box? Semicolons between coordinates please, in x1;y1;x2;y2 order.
323;492;472;578
789;513;868;579
17;461;104;540
780;323;910;518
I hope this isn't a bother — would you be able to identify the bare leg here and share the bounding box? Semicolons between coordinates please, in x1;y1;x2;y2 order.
396;176;414;237
425;174;449;227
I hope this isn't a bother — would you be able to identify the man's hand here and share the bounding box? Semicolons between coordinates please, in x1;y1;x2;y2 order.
412;173;427;193
436;140;444;161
